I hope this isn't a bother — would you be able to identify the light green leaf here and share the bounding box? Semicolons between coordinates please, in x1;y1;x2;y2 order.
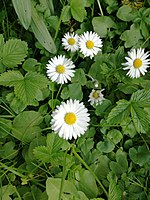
129;146;150;166
0;71;49;105
12;111;43;143
97;139;115;153
68;83;83;100
62;5;71;22
71;68;87;86
107;99;130;125
46;178;79;200
12;0;31;30
31;6;56;54
117;5;136;22
46;133;64;153
33;146;51;163
120;24;143;48
92;16;116;37
0;185;16;200
131;89;150;107
2;39;28;68
70;0;87;22
107;129;123;145
131;103;150;133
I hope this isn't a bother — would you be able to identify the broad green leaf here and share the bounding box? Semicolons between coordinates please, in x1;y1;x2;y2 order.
46;178;79;200
131;89;150;107
70;0;87;22
68;83;83;100
2;39;28;68
62;5;71;22
12;0;31;30
31;6;56;54
95;99;112;117
131;103;150;133
12;111;43;143
117;5;136;22
46;133;64;153
92;16;116;37
0;185;16;200
107;99;130;125
71;68;87;86
129;146;150;166
77;170;98;198
33;146;51;163
120;24;143;48
22;58;40;72
116;149;128;172
0;70;49;106
0;141;17;160
97;139;115;153
0;118;12;138
107;129;123;145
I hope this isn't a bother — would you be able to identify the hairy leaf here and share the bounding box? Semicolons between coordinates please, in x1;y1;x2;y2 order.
131;89;150;107
2;39;28;68
12;0;31;30
0;70;49;105
31;6;56;54
107;99;130;125
131;103;150;133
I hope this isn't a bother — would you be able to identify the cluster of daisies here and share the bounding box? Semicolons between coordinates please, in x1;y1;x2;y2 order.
46;31;150;140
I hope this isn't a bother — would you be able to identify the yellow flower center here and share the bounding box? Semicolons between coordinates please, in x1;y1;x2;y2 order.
133;58;142;68
56;65;65;73
93;91;99;99
86;40;94;49
64;112;76;125
68;38;75;45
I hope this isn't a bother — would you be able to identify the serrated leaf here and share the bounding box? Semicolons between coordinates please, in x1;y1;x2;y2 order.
131;89;150;107
33;146;51;163
2;39;28;68
46;133;64;153
12;111;43;143
12;0;31;30
108;174;122;200
107;99;130;125
31;6;56;54
0;71;49;106
70;0;87;22
131;103;150;133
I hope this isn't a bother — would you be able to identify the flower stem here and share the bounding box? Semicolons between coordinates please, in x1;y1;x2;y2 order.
96;0;104;16
72;146;108;197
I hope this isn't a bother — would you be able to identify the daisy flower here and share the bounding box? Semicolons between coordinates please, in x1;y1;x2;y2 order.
88;89;105;106
51;99;90;140
46;55;75;84
62;32;79;52
122;48;150;78
78;31;102;59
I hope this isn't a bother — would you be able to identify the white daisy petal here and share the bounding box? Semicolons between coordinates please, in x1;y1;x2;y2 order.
88;89;105;106
51;99;90;140
62;32;79;52
78;31;102;59
46;55;76;84
122;48;150;78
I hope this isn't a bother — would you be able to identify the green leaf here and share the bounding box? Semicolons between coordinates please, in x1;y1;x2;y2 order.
108;173;122;200
68;83;83;101
62;5;71;22
97;139;115;153
0;70;49;106
117;5;136;22
12;0;31;30
71;69;87;86
2;39;28;68
131;103;150;133
107;99;130;125
70;0;87;22
0;118;12;138
95;99;112;117
22;58;40;72
31;6;56;54
46;178;79;200
12;111;43;143
129;146;150;166
120;24;143;48
0;141;17;160
107;129;123;145
131;89;150;107
92;16;116;37
77;170;99;198
0;185;16;200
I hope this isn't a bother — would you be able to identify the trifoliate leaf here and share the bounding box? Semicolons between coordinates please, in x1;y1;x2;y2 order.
70;0;87;22
12;0;31;30
12;111;43;143
131;103;150;133
107;99;130;125
0;70;49;106
131;89;150;107
2;39;28;68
